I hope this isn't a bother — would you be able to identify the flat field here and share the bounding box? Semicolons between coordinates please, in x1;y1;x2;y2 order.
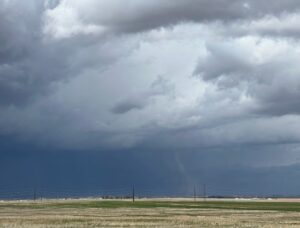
1;198;300;227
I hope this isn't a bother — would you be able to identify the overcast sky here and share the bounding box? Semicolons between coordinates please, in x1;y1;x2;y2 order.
1;0;300;197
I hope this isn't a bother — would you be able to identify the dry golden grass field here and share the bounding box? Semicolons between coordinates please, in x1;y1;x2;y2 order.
1;199;300;227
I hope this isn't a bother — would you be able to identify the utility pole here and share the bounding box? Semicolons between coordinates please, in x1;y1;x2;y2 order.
33;188;37;201
40;188;43;201
194;185;196;201
132;185;135;203
203;184;206;201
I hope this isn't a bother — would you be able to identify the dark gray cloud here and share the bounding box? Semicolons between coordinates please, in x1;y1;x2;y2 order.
194;41;252;81
111;75;174;114
2;0;300;197
194;38;300;117
46;0;300;35
0;1;70;105
111;99;145;114
0;0;122;106
1;144;300;197
1;0;300;174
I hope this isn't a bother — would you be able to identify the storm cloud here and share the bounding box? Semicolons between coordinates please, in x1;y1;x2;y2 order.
1;0;300;196
43;0;300;36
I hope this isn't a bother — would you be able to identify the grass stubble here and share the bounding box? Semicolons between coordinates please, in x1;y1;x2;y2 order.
1;199;300;227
